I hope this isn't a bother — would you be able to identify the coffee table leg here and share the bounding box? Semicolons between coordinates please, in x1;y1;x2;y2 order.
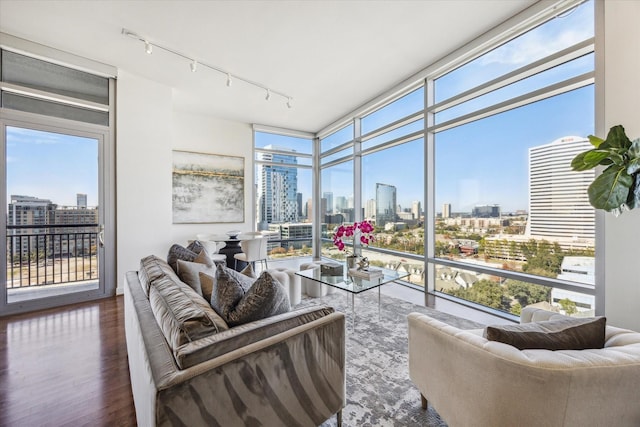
352;293;355;330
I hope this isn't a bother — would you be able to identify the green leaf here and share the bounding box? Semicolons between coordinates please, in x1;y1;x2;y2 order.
571;150;592;171
601;125;632;150
585;150;613;167
588;134;604;148
588;165;633;211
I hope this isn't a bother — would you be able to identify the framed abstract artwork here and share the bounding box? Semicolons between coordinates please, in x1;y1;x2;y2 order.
172;150;244;223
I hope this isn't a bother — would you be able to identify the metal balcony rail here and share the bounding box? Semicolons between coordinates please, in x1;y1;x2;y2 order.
6;224;99;288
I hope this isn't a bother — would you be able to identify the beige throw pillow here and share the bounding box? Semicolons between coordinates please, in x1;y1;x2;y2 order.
176;249;214;297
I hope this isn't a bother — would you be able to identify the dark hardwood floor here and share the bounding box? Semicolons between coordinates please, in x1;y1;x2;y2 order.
0;296;137;426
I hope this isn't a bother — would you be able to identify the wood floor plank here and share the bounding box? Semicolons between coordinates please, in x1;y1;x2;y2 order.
0;296;137;426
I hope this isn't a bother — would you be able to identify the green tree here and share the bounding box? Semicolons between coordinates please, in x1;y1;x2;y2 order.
559;298;577;315
447;279;511;311
510;302;522;316
505;279;551;307
521;239;563;276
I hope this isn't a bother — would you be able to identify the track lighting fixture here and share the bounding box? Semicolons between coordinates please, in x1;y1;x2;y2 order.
122;28;293;108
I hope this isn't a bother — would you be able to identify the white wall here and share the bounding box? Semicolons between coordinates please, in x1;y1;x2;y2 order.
115;71;252;292
602;0;640;330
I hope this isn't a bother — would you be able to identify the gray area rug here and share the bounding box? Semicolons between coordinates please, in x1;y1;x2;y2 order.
297;290;483;427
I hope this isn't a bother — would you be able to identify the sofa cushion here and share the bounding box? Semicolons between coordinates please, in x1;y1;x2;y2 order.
174;305;335;369
484;316;607;350
138;255;181;297
167;241;204;272
208;266;290;327
176;249;214;296
148;275;229;349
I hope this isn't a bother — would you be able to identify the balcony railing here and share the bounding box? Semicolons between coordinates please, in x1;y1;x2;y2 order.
6;224;99;288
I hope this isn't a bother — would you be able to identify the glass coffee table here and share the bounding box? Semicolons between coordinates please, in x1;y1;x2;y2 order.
296;267;410;325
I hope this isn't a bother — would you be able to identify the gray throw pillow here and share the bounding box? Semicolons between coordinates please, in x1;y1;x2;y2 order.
167;243;197;272
167;241;207;272
484;316;606;350
211;265;290;327
210;265;255;318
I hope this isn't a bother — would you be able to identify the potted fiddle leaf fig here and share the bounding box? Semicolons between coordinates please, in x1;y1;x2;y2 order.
571;125;640;216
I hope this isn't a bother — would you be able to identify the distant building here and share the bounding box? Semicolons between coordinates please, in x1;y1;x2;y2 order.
442;203;451;218
7;195;56;257
77;193;87;208
323;191;333;214
257;146;299;225
397;211;414;221
527;136;595;240
552;256;595;314
376;183;396;226
7;195;97;258
268;222;313;250
296;192;303;218
411;201;422;220
364;199;376;220
335;196;347;213
472;204;500;218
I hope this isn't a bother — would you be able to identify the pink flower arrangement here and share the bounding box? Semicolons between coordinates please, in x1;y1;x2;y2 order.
332;220;375;253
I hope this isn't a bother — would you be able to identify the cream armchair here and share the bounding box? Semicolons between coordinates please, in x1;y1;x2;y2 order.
408;307;640;427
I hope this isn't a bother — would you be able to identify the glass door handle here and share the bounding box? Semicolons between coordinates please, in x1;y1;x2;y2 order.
98;224;105;247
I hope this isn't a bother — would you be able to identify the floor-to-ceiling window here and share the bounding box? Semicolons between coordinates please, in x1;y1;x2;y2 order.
428;0;595;317
1;37;116;315
253;127;313;261
310;0;596;318
319;88;427;286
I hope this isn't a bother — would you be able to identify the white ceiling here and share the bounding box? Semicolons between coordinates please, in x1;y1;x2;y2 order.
0;0;538;133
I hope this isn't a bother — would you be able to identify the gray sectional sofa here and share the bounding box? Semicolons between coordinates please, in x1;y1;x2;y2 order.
124;254;346;426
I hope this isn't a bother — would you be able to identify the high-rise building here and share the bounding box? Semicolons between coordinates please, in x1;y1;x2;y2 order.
77;193;87;208
323;192;333;214
7;195;56;257
364;199;376;220
527;136;595;239
296;192;303;218
335;196;347;213
257;146;299;225
376;183;397;226
443;203;451;218
411;201;422;220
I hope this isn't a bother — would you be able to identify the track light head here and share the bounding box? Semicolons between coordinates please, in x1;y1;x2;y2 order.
144;40;153;54
190;60;198;72
226;73;232;87
265;89;271;101
287;98;293;109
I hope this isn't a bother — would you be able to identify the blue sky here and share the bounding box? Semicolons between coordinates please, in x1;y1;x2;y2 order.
6;1;593;216
6;127;98;207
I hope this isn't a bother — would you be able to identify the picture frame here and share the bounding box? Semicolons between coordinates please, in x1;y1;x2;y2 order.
172;150;244;223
